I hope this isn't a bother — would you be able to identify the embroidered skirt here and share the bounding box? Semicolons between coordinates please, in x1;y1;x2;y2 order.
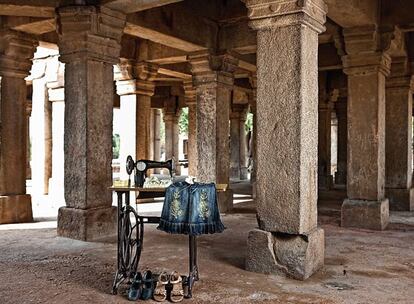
157;182;225;235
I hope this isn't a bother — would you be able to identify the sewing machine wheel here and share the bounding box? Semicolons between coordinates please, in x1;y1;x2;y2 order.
126;155;135;175
136;161;146;171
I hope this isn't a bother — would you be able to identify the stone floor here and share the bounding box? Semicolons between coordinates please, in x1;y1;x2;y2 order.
0;209;413;304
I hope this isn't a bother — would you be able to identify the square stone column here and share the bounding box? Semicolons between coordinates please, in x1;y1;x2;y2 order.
56;6;126;241
249;75;257;198
385;65;414;211
163;109;181;175
341;26;392;230
244;0;327;280
0;30;37;224
116;60;158;161
184;80;198;177
334;97;347;185
230;105;249;180
189;52;237;212
318;101;334;190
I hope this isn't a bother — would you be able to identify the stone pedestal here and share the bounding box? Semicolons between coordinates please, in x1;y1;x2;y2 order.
341;199;389;230
246;228;324;280
334;98;347;185
190;52;237;212
244;0;327;279
0;30;37;224
57;6;125;241
341;26;391;230
385;73;414;211
58;206;117;241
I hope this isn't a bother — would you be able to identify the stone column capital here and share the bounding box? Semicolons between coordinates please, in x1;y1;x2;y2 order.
245;0;327;33
386;75;414;91
189;51;237;88
183;79;196;105
342;52;391;77
0;30;38;78
56;6;126;64
115;60;158;96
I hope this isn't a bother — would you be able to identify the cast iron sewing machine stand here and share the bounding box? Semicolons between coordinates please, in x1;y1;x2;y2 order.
110;187;200;298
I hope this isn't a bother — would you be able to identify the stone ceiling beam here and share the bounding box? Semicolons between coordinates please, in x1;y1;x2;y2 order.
0;0;55;18
125;4;217;52
5;17;55;35
102;0;183;14
324;0;377;28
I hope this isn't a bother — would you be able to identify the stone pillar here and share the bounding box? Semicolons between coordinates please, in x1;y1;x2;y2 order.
385;62;414;211
47;85;65;206
44;95;52;194
318;90;333;190
341;26;391;230
163;107;181;175
26;101;32;180
116;60;157;162
0;30;37;224
153;109;161;162
56;6;126;241
230;105;249;180
189;52;237;212
249;75;257;198
244;0;326;280
334;97;347;185
184;80;197;177
230;110;241;180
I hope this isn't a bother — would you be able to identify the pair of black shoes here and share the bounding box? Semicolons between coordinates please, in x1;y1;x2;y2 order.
128;271;154;301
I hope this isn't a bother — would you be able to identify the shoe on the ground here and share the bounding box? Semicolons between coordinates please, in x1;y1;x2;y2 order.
128;272;143;301
141;270;155;300
153;271;169;302
169;271;184;303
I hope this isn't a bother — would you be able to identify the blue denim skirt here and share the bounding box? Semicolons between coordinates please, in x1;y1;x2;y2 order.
157;182;225;235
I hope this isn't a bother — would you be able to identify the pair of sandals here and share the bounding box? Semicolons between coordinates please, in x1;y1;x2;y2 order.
128;271;154;301
153;271;184;303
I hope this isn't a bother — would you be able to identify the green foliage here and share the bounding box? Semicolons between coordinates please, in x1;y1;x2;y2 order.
179;108;189;135
112;134;120;159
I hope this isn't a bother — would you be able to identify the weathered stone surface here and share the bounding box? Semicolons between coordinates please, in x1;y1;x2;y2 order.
386;188;414;211
187;102;198;177
246;228;325;280
217;190;233;213
334;97;347;185
341;199;389;230
385;75;414;211
0;195;32;224
57;206;117;241
254;24;319;234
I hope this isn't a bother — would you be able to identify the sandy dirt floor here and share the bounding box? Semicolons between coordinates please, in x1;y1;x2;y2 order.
0;210;413;304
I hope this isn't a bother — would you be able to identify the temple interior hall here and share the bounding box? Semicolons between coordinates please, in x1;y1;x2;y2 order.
0;0;414;303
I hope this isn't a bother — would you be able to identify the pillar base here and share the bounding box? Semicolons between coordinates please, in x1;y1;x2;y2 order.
386;188;414;211
217;189;233;213
0;194;32;224
341;198;389;230
246;228;324;280
57;206;116;241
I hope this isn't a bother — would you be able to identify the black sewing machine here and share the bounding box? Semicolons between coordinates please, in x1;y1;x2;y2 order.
126;155;175;187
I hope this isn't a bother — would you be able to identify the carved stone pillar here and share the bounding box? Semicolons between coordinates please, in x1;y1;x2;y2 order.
44;92;52;194
56;6;126;241
0;30;37;224
189;52;237;212
26;101;32;180
116;60;158;163
153;109;161;161
334;96;347;185
230;105;249;180
341;26;392;230
244;0;327;280
249;75;257;197
318;72;333;189
385;59;414;211
184;79;197;177
163;107;181;175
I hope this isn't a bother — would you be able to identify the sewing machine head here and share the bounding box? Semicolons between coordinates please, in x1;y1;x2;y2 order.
126;155;175;187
